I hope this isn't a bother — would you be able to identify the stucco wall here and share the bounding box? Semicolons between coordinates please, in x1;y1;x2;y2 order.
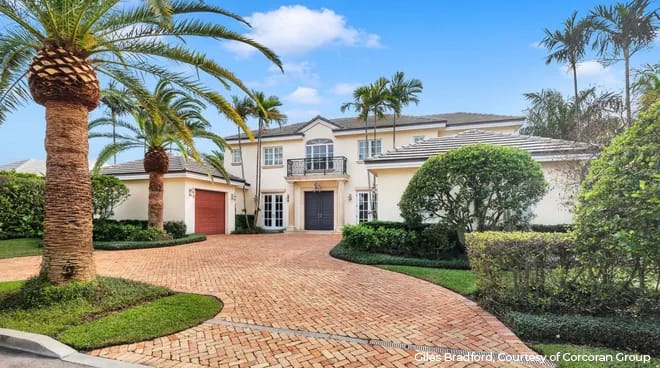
371;161;578;225
111;175;237;234
224;119;525;228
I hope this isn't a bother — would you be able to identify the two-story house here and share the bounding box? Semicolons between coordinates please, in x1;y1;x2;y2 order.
224;112;591;232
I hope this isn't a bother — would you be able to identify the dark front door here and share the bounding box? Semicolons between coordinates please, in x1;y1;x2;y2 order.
304;191;334;230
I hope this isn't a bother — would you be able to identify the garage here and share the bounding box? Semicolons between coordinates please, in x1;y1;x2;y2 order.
195;189;226;235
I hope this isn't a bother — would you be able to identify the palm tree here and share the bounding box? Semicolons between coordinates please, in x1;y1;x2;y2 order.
202;150;231;185
588;0;659;126
91;80;229;230
633;63;660;111
387;71;423;147
250;91;287;227
341;80;390;220
99;82;134;164
0;0;280;283
541;11;591;137
230;95;255;230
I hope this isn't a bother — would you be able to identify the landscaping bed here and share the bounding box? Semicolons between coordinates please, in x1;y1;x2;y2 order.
93;233;206;250
0;277;221;350
330;242;469;269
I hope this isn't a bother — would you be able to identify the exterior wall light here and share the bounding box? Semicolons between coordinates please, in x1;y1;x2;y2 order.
188;188;195;198
348;193;352;201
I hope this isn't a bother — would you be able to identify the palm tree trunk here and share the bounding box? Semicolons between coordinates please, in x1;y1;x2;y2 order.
371;112;377;220
147;171;165;230
237;128;251;229
364;119;371;221
41;101;96;284
253;120;263;227
572;65;580;141
392;114;397;148
624;48;632;127
112;111;117;164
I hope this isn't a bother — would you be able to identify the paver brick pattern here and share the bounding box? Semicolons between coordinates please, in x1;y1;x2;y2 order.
0;234;541;367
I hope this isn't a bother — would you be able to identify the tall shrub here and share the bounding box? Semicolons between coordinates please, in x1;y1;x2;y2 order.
0;172;44;237
573;102;660;291
399;144;547;244
91;175;130;221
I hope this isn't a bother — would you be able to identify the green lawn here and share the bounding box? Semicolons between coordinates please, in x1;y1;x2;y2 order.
533;343;659;368
0;277;221;350
377;265;476;295
0;238;42;259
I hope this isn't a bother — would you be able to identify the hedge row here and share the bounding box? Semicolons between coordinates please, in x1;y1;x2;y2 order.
342;221;461;259
0;172;44;237
506;312;660;356
93;220;187;241
466;231;659;316
94;234;206;250
330;242;470;270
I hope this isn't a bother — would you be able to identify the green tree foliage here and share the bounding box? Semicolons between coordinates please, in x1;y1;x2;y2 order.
633;63;660;112
573;102;660;291
521;88;623;144
399;145;547;241
91;175;129;221
0;171;44;237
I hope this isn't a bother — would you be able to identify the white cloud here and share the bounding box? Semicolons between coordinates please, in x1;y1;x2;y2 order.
331;82;362;96
269;61;320;85
284;108;322;122
225;5;381;57
563;60;610;78
286;87;321;105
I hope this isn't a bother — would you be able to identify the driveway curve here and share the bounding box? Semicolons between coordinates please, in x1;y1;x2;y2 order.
0;233;542;367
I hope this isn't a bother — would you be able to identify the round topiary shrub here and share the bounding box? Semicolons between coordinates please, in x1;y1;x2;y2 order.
399;144;547;244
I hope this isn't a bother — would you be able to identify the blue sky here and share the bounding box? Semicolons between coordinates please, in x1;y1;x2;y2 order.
0;0;657;164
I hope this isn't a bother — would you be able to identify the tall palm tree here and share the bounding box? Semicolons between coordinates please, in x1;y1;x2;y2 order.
341;80;389;220
202;150;231;185
588;0;659;126
231;95;255;230
541;11;591;135
99;82;134;164
387;71;423;147
0;0;280;283
633;63;660;111
250;91;286;227
91;80;228;230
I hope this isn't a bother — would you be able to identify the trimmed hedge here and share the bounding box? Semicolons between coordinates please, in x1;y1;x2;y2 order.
94;234;206;250
506;312;660;356
342;221;461;259
330;242;470;270
0;171;44;237
235;214;255;230
466;231;659;316
93;220;187;241
528;224;573;233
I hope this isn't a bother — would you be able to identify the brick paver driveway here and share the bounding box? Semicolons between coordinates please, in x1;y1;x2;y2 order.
0;234;544;367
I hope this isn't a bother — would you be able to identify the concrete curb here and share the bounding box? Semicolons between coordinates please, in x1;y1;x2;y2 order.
0;328;149;368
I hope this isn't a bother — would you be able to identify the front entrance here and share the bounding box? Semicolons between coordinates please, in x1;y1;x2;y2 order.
304;191;334;230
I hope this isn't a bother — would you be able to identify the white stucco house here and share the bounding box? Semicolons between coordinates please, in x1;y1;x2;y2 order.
100;156;248;235
222;112;597;232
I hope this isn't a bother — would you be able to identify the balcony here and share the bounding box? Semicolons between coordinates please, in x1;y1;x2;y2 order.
287;156;348;176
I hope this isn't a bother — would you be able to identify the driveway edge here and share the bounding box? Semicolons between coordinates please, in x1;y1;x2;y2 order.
0;328;148;368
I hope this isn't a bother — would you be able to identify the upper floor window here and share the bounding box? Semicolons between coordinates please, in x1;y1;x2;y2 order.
306;139;334;171
231;149;242;163
358;139;382;160
413;135;425;144
264;146;283;166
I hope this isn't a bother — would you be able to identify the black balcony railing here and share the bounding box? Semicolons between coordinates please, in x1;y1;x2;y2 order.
287;156;348;176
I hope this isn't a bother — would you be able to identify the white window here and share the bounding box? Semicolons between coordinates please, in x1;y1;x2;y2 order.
356;191;377;223
413;135;425;143
358;139;382;160
231;149;241;163
264;146;283;166
263;194;284;228
306;139;334;171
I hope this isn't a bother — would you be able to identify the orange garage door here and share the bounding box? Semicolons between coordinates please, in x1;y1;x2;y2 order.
195;190;226;235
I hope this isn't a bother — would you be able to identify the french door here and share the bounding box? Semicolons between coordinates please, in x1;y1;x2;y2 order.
263;194;284;229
